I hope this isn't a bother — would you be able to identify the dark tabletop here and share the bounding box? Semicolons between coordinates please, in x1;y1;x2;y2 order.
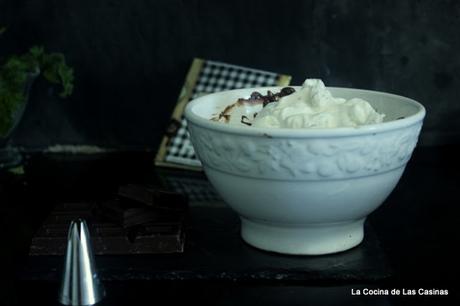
0;145;458;306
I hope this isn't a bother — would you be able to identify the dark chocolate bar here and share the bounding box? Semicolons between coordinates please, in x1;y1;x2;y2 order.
30;200;186;255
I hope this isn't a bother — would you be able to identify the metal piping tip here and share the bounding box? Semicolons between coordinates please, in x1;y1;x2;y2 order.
58;219;105;306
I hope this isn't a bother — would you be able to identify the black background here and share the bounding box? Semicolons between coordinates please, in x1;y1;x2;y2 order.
1;0;459;151
1;2;459;305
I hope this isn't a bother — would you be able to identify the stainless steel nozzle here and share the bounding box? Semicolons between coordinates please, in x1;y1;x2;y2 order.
58;219;105;305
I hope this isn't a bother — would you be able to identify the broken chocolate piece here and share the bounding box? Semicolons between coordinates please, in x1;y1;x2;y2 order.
93;198;183;228
118;184;188;211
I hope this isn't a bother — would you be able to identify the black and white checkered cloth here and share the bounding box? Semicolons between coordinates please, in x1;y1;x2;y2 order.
165;60;282;167
162;174;222;203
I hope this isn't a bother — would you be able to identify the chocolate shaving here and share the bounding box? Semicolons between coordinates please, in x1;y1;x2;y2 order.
238;87;296;107
220;114;231;122
165;118;181;137
280;87;296;96
212;87;296;125
241;115;252;126
250;92;263;100
211;103;236;122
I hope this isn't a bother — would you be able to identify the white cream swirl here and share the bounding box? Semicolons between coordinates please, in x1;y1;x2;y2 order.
252;79;384;128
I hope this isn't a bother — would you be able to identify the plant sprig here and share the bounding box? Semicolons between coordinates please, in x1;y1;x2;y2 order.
0;44;74;137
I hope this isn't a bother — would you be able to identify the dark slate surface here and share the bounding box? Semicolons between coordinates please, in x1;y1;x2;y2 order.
0;146;458;305
9;282;397;306
19;206;391;282
0;0;459;149
0;152;391;284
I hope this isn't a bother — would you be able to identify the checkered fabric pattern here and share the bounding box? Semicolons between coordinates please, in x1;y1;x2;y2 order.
166;117;199;166
165;60;282;167
162;174;222;203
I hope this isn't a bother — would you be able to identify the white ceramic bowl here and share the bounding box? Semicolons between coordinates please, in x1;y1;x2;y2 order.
185;86;425;255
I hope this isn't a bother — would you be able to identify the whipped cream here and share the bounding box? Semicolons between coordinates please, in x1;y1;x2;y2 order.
251;79;384;128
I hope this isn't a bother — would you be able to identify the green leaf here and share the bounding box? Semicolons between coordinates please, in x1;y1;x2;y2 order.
57;64;74;97
29;46;44;59
0;45;74;137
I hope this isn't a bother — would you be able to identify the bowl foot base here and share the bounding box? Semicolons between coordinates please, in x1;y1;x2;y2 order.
240;218;365;255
